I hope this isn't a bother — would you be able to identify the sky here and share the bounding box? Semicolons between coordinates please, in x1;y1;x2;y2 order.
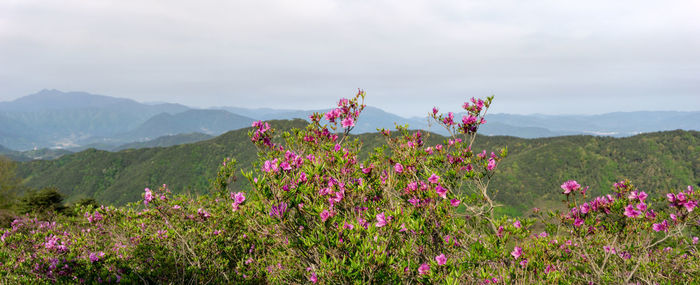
0;0;699;117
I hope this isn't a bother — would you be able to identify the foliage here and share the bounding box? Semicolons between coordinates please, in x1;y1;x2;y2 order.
14;129;699;215
0;156;21;209
1;92;698;283
18;187;67;218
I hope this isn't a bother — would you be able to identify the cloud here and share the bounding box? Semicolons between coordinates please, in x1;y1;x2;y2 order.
1;0;698;116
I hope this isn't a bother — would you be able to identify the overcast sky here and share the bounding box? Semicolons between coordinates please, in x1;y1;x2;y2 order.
1;0;698;117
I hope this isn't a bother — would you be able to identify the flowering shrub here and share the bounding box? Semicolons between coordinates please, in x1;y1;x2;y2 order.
1;90;698;283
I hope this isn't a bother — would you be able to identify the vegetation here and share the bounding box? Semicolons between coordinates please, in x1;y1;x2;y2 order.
1;92;698;283
15;125;698;215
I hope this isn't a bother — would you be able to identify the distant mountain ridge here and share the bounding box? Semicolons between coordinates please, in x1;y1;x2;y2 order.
0;90;252;150
1;89;697;151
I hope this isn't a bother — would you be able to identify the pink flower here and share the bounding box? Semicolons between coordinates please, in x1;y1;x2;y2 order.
511;246;522;259
561;180;581;195
684;200;697;212
435;185;448;199
418;263;430;275
309;272;318;283
341;117;354;127
652;220;668;232
624;204;642;218
450;199;461;207
394;163;404;173
320;209;331;222
435;254;447;265
580;202;590;214
89;251;105;263
233;192;246;204
513;220;522;229
519;259;528;268
628;191;648;202
667;193;676;203
487;158;496;171
636;203;647;212
144;188;153;205
343;222;354;230
375;212;387;227
428;174;440;184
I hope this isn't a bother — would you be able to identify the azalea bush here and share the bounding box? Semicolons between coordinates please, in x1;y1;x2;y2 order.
1;90;698;284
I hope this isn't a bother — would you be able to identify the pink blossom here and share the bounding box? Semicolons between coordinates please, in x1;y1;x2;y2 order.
684;200;697;212
487;158;496;171
394;163;404;173
341;117;354;127
418;263;430;275
320;209;331;222
309;272;318;283
628;190;648;202
343;222;354;230
435;254;447;265
667;193;676;203
435;185;448;199
233;192;246;204
624;204;642;218
375;212;387;227
511;246;522;259
580;202;590;214
652;220;669;232
89;251;105;263
561;180;581;195
513;220;522;229
144;188;153;206
636;203;647;212
450;199;461;207
519;259;528;268
428;174;440;184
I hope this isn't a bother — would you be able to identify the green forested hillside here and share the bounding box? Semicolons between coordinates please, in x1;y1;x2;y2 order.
13;119;698;215
478;131;699;215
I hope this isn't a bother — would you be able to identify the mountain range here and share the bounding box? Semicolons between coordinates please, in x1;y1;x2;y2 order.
1;90;698;153
14;120;699;216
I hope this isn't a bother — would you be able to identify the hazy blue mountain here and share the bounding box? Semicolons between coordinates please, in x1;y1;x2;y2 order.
0;90;190;150
119;110;255;141
113;133;214;151
0;89;188;113
481;111;700;137
2;90;697;151
478;122;572;138
219;106;698;138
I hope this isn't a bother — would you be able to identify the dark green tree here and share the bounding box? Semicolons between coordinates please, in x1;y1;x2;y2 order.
19;186;67;217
